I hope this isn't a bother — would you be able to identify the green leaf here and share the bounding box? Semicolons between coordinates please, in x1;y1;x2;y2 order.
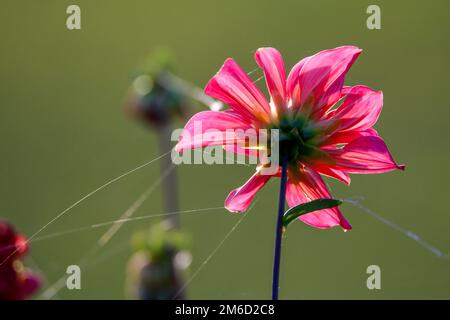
282;199;343;229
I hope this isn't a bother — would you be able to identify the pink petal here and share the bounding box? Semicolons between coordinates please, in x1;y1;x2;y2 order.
205;58;271;124
224;172;271;213
175;110;253;152
327;85;383;132
286;56;310;110
327;136;405;173
255;48;287;114
321;128;379;146
223;143;260;158
285;178;309;207
286;167;352;230
307;164;351;185
286;46;362;118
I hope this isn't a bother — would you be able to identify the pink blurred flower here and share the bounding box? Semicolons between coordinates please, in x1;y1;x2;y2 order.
176;46;404;230
0;221;41;300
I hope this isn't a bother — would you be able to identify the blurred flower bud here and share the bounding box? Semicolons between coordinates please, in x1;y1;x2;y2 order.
0;221;41;300
125;48;194;128
126;222;191;300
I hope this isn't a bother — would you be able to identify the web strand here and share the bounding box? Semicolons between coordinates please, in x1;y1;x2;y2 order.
39;206;225;299
173;200;257;299
0;151;172;267
343;197;449;258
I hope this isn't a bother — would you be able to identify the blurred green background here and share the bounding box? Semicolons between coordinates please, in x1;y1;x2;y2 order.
1;0;449;299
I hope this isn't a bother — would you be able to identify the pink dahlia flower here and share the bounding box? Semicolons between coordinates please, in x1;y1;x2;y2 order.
176;46;404;230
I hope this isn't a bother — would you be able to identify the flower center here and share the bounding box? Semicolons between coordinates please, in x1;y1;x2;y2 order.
270;116;321;164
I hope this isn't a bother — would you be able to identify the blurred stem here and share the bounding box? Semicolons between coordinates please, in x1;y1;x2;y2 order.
158;124;180;229
159;72;222;111
272;155;288;300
